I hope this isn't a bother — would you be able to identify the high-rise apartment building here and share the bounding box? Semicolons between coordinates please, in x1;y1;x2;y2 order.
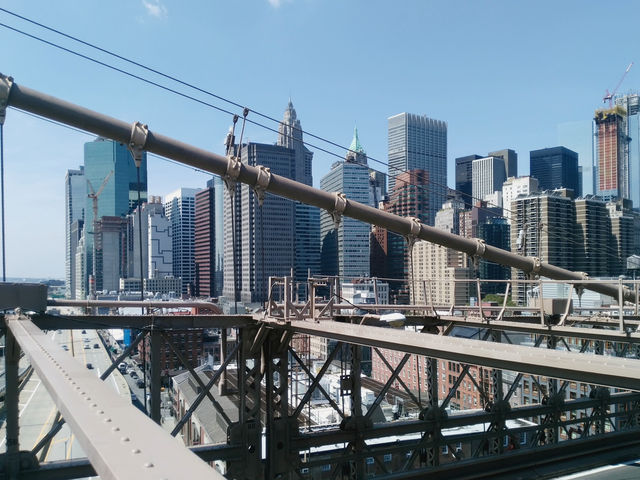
65;166;85;299
502;176;539;224
574;197;611;277
530;147;580;195
594;107;628;201
477;218;510;295
510;190;576;304
164;188;200;295
472;156;506;204
388;113;447;224
455;154;482;208
321;134;372;278
607;200;635;276
412;204;472;306
95;216;129;292
277;102;320;288
82;138;147;296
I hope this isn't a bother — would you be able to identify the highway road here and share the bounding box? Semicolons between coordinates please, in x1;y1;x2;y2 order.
0;327;131;465
554;459;640;480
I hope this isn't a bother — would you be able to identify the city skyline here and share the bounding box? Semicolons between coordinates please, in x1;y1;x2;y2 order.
2;1;640;277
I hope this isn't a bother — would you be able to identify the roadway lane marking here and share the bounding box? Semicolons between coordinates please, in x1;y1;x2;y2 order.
19;380;41;417
31;405;58;450
0;379;42;449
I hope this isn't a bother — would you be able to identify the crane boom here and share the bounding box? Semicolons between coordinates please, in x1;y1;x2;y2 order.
603;62;634;107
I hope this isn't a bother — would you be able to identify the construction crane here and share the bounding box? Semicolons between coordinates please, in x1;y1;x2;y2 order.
603;62;634;108
87;170;113;228
86;170;113;297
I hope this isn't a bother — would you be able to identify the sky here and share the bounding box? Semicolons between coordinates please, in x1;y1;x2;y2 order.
1;0;640;278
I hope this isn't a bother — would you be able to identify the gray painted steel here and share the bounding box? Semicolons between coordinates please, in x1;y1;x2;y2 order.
271;318;640;391
2;75;635;303
6;315;223;480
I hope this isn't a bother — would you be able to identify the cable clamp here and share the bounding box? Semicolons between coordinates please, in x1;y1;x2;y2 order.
128;121;148;167
331;192;347;227
404;217;422;250
531;257;542;275
253;165;271;206
0;74;14;126
474;238;486;256
224;155;242;197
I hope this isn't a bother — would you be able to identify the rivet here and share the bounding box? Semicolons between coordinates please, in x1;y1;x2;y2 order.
143;462;154;468
97;410;104;415
121;437;130;442
112;427;120;432
104;418;112;423
132;448;141;454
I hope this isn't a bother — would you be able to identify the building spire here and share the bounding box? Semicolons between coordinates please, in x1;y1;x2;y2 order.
349;125;365;154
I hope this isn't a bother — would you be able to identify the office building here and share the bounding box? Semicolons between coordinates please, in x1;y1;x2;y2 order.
321;133;372;278
455;154;482;208
488;149;518;179
65;166;85;299
388;113;447;224
502;176;539;224
239;143;296;304
380;170;430;299
614;93;640;206
94;216;129;292
195;181;217;298
164;188;200;295
472;156;506;205
83;138;147;296
128;197;172;281
530;147;580;195
477;218;511;295
277;102;320;289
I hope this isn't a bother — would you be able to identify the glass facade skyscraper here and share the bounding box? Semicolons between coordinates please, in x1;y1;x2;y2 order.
64;166;85;299
388;113;447;225
82;138;147;295
529;146;579;195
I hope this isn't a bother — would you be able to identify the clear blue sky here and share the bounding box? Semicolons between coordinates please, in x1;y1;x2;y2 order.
1;0;639;278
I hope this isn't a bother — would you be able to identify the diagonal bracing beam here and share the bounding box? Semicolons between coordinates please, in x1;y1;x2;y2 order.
272;319;640;391
6;315;222;480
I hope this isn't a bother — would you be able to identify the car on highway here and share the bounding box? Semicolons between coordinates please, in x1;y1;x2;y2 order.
62;345;68;351
84;344;91;349
136;379;144;388
86;363;93;369
81;330;86;334
129;371;138;379
93;343;100;349
118;363;127;373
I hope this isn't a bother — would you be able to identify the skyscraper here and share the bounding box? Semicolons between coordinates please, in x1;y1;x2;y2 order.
321;131;372;278
277;101;320;288
455;154;482;208
388;113;447;224
530;146;579;195
381;169;430;301
164;188;200;295
510;190;576;304
488;149;518;179
65;166;85;299
128;197;172;281
195;181;217;297
83;138;147;296
594;107;628;201
614;93;640;206
239;143;296;304
472;156;506;203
